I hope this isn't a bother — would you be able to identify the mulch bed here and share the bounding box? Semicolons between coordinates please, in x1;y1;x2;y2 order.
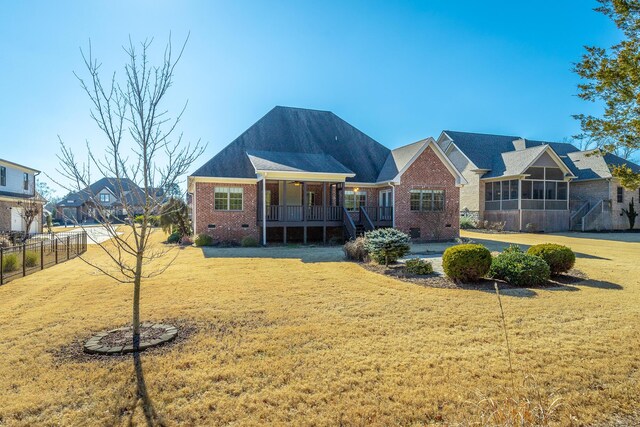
360;262;588;291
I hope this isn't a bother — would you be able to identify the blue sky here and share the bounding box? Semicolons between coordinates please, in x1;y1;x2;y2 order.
0;1;619;194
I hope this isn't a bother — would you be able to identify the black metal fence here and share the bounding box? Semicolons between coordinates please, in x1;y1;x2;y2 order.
0;231;87;285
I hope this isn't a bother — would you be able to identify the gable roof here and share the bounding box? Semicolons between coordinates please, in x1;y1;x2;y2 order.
57;177;144;207
376;140;426;182
500;145;549;177
191;106;391;183
246;150;354;175
440;130;640;181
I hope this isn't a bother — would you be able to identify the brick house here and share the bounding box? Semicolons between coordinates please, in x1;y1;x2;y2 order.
0;158;43;233
55;177;161;224
188;106;466;245
437;130;640;231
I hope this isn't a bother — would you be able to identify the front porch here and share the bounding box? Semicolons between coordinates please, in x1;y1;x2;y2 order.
257;179;393;244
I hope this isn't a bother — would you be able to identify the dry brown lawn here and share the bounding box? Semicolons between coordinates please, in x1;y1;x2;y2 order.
1;230;639;426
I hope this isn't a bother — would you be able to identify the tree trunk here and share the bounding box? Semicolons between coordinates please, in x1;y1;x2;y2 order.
133;251;143;352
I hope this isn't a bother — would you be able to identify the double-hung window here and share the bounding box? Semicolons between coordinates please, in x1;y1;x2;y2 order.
344;190;366;212
214;187;243;211
23;173;29;191
99;193;110;203
410;189;445;211
0;167;5;186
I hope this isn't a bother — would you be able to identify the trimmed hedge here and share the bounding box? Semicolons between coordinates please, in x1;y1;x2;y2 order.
167;232;181;244
405;258;433;275
442;244;492;282
490;251;550;287
527;243;575;275
194;234;214;247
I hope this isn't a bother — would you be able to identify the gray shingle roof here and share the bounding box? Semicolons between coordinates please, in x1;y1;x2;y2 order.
500;145;548;177
443;130;640;181
567;150;640;180
247;150;354;175
191;106;391;183
57;177;147;208
376;140;426;182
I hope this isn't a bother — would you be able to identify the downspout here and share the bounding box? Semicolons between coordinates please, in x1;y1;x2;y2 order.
191;179;197;236
261;173;267;246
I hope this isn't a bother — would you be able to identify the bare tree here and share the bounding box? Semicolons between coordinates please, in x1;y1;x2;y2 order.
55;35;203;415
16;197;43;238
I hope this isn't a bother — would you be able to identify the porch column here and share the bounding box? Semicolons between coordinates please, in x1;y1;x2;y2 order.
261;175;267;245
518;179;522;231
323;182;328;244
391;184;396;228
283;180;287;222
302;181;307;244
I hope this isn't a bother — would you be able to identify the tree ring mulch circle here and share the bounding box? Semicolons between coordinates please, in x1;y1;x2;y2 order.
84;323;177;355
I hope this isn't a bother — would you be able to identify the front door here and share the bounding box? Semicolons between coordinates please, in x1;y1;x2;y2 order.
379;190;392;220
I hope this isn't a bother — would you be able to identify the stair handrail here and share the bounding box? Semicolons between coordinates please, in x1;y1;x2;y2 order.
360;206;375;231
570;201;590;230
582;200;604;232
342;207;357;240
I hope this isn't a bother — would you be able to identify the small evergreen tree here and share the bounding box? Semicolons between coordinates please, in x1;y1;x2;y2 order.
363;228;410;267
159;198;191;236
622;197;638;230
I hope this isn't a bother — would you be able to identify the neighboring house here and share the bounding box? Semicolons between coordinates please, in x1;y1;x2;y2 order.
55;178;160;223
188;106;466;245
437;130;640;231
0;158;43;233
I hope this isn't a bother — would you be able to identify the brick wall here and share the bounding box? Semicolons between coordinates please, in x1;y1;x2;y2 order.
0;200;14;231
395;145;460;241
194;182;259;242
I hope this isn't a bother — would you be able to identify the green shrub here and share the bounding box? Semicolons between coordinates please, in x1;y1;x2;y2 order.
194;234;214;247
241;236;259;247
442;244;492;282
343;237;369;262
460;216;477;229
405;258;433;275
24;251;39;268
134;215;160;227
502;244;523;254
2;253;19;272
527;243;576;275
363;228;410;266
490;251;551;287
167;232;181;244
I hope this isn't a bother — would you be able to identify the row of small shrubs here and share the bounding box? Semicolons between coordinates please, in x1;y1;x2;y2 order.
442;243;575;286
1;251;39;272
191;234;259;247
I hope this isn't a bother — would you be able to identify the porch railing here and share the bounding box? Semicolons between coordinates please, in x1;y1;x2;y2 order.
260;205;392;224
360;207;375;231
262;205;345;222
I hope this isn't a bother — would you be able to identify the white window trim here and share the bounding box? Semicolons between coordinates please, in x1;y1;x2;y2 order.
214;187;244;211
